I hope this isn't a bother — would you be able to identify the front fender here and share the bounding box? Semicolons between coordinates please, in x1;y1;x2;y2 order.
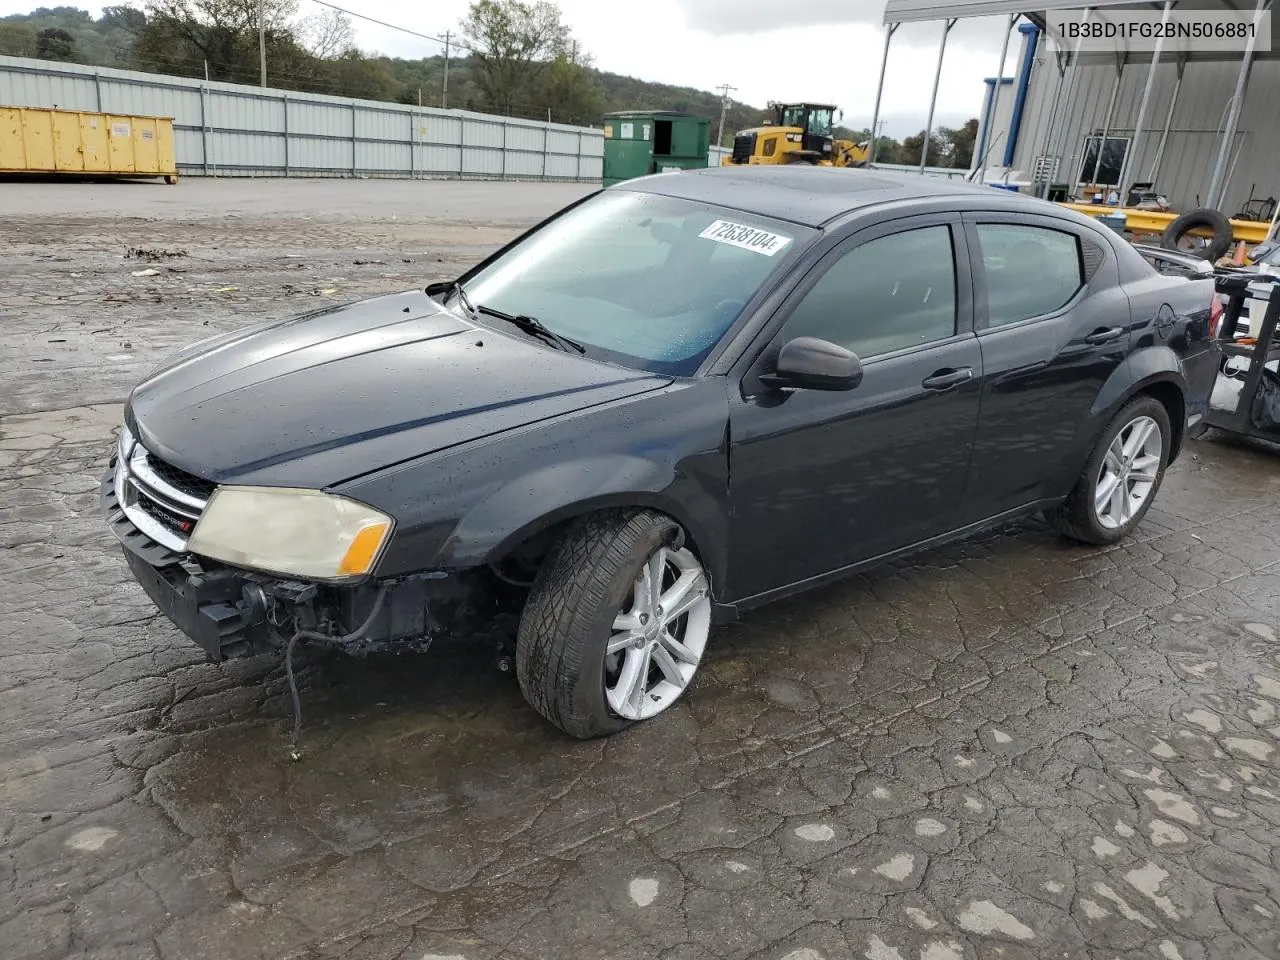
454;454;727;590
352;379;731;591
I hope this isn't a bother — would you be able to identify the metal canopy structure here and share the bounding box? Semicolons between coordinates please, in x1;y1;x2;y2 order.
872;0;1275;212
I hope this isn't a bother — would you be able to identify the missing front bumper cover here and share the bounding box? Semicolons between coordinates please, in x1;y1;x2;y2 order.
123;548;447;662
104;463;518;663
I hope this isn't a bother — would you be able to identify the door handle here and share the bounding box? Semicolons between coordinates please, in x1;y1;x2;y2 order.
1084;326;1126;345
921;367;974;390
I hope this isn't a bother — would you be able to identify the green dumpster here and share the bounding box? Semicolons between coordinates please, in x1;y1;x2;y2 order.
602;110;711;187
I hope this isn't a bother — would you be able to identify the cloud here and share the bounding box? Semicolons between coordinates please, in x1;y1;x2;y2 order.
673;0;885;35
672;0;1021;61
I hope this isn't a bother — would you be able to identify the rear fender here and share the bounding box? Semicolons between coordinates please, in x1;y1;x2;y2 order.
1085;344;1189;467
448;455;728;595
1042;346;1188;498
1089;345;1187;422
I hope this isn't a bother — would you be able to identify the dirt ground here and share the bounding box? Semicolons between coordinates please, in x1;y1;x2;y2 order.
2;177;1279;960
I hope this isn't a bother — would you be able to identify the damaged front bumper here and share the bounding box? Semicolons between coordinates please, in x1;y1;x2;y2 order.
100;463;509;662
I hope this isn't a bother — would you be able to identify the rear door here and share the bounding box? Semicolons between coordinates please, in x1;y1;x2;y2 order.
958;213;1133;524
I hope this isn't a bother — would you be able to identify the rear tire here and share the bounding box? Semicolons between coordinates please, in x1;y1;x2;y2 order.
516;509;711;739
1051;395;1171;545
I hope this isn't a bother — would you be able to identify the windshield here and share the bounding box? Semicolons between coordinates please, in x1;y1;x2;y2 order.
460;190;813;375
780;105;807;128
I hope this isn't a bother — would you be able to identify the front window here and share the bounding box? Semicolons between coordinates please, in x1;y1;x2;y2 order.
461;191;814;375
779;226;957;358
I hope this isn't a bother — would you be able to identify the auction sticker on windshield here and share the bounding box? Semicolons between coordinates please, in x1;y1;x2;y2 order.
699;220;793;257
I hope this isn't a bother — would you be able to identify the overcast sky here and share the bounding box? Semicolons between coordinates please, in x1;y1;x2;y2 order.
0;0;1026;137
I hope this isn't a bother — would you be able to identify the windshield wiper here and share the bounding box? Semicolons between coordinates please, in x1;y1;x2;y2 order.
442;280;585;354
475;304;586;354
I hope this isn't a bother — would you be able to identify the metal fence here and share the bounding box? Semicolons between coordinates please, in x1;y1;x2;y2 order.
0;55;604;182
870;162;971;180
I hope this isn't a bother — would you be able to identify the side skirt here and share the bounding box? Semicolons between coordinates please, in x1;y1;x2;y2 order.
718;497;1066;619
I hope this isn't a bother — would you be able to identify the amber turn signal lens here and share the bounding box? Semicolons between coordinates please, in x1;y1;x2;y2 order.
338;521;392;577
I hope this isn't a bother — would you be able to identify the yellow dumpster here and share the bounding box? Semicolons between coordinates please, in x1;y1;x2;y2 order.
0;106;178;184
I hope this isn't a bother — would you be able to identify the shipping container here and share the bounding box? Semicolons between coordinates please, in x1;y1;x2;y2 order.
0;105;177;182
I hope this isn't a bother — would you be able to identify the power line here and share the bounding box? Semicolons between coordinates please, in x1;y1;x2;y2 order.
304;0;470;54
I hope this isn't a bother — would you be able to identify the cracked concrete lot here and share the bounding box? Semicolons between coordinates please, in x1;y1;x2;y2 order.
3;178;1280;960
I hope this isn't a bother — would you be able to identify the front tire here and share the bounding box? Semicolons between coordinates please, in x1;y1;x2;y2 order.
1051;395;1171;545
516;509;712;738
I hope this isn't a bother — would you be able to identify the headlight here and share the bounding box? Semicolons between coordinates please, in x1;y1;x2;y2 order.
117;423;135;459
187;486;393;581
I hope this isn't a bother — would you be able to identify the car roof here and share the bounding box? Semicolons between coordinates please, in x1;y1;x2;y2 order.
615;165;1054;228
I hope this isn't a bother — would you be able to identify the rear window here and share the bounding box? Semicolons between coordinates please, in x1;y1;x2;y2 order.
977;224;1084;327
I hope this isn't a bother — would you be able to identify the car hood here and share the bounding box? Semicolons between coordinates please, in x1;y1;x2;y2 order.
128;290;671;488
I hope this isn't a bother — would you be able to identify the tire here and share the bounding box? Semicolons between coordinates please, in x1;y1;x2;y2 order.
1160;207;1233;261
1051;395;1171;545
516;509;712;739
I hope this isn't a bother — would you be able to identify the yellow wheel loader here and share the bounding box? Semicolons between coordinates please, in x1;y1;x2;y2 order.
721;102;869;168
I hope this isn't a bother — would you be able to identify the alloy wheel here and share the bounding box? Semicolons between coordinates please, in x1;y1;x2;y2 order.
604;545;711;721
1094;414;1163;530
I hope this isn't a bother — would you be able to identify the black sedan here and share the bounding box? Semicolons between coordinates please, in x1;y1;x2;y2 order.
102;166;1221;738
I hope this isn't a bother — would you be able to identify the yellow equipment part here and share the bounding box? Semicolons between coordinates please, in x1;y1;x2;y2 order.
721;102;869;169
719;128;869;167
0;106;177;183
1059;201;1271;245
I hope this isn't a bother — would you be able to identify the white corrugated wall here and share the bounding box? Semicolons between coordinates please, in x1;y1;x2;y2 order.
1008;44;1280;214
0;55;607;182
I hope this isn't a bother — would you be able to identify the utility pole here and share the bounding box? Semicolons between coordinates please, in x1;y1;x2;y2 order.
442;30;451;109
257;0;266;87
715;83;736;147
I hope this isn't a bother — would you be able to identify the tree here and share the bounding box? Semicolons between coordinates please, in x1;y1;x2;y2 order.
139;0;300;83
314;51;399;100
100;5;147;34
98;6;147;64
870;135;901;164
941;118;980;169
299;7;353;59
0;22;38;57
898;130;947;167
459;0;574;114
36;26;75;60
533;47;602;124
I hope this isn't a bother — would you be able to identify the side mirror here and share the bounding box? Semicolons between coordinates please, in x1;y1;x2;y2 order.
760;336;863;392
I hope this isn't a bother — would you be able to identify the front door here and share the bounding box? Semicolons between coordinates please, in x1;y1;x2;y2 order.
726;216;983;602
